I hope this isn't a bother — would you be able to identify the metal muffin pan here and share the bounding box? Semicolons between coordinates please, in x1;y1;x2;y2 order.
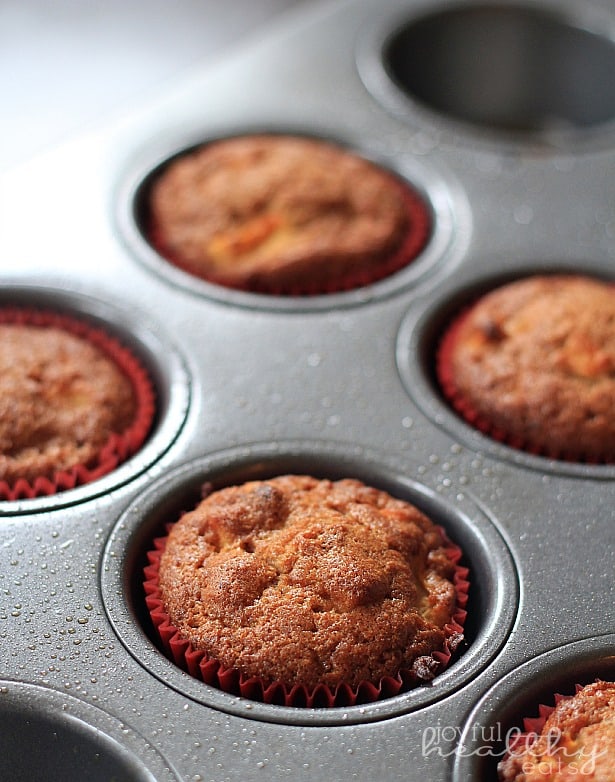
0;0;614;780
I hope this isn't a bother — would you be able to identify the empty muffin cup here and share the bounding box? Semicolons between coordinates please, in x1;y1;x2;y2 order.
378;3;615;142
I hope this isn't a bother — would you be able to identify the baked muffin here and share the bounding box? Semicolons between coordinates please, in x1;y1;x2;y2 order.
0;311;154;497
146;134;430;295
498;680;615;781
151;475;465;695
437;274;615;462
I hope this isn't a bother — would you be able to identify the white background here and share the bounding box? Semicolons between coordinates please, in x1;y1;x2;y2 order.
0;0;312;171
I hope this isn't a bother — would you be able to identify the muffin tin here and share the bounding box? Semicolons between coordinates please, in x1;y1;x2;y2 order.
1;0;614;780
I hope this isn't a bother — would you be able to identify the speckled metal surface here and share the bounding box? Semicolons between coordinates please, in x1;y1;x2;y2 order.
0;1;614;780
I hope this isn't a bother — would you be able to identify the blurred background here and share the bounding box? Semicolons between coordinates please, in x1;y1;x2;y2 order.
0;0;314;172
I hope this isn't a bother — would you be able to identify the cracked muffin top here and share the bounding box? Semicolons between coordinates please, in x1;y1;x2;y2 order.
147;134;426;294
158;474;462;689
438;274;615;461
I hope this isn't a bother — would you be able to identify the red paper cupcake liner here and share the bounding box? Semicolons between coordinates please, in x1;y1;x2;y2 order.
0;307;156;501
147;173;431;298
143;522;469;708
436;306;612;464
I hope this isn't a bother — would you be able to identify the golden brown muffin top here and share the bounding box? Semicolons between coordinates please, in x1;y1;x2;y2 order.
159;475;460;689
0;324;137;484
444;275;615;460
498;680;615;782
148;135;411;290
